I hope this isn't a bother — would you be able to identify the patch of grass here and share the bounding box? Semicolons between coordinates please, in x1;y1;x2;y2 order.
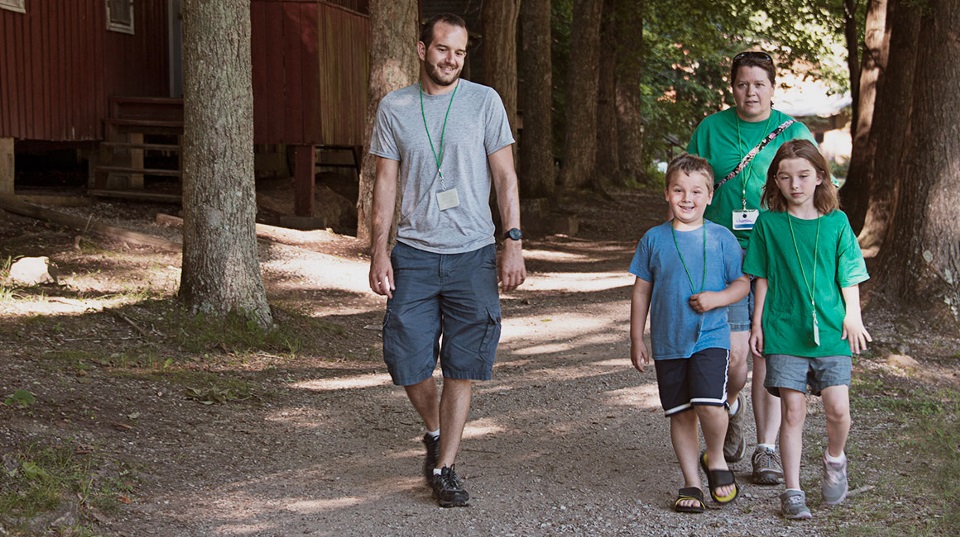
0;441;134;534
838;371;960;535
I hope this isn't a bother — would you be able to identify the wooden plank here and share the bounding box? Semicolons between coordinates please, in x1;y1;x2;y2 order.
0;138;14;195
283;2;304;143
88;189;183;203
300;3;322;143
263;2;286;143
95;166;181;177
251;0;269;143
28;0;44;140
0;13;12;136
8;11;23;138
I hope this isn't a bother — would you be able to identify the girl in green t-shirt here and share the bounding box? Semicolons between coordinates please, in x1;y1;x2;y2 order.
743;139;872;520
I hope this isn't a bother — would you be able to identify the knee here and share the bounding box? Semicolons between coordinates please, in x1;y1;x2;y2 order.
781;403;806;428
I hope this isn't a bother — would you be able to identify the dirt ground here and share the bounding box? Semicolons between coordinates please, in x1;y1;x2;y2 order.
1;185;958;536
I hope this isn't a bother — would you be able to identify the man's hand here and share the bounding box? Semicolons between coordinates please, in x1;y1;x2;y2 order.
499;241;526;292
369;252;395;298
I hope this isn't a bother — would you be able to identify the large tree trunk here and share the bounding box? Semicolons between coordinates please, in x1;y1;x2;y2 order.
355;0;419;246
595;0;619;186
840;0;887;234
178;0;272;327
857;0;920;254
518;0;555;199
483;0;521;140
614;0;645;186
559;0;602;191
874;0;960;320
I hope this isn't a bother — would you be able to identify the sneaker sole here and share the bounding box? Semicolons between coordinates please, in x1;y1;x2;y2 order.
784;510;812;520
437;495;470;508
753;471;784;485
723;435;747;463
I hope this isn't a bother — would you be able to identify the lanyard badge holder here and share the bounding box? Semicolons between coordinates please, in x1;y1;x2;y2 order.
420;82;460;211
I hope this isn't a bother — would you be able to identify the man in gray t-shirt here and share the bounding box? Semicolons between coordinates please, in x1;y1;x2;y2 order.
367;13;525;508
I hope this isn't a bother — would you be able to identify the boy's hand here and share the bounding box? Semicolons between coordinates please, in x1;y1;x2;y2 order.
630;342;650;373
842;315;872;354
689;291;719;313
749;324;764;358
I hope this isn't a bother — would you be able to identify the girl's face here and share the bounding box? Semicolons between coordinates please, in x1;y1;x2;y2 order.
665;171;713;228
732;66;774;121
775;157;823;214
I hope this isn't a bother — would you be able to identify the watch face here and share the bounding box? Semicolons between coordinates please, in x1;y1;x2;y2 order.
506;228;522;240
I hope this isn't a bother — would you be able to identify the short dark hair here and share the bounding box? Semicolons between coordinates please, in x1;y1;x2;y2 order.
731;50;776;87
420;14;468;47
665;153;715;194
762;139;839;214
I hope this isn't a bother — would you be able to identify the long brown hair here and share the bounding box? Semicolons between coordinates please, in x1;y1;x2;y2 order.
762;139;839;214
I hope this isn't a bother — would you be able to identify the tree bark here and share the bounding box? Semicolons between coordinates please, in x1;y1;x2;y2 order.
355;0;419;247
483;0;521;141
857;0;920;254
595;0;619;186
875;0;960;320
843;0;861;135
518;0;555;199
840;0;887;234
559;0;602;191
178;0;272;327
614;0;645;186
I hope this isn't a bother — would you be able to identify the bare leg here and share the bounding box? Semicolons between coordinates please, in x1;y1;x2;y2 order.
779;389;807;490
821;385;850;458
670;410;702;508
752;355;782;445
697;405;735;498
404;376;441;433
437;378;472;468
727;332;749;402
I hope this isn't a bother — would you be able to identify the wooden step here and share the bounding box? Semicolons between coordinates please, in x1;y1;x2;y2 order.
105;118;184;129
101;141;181;151
95;165;181;177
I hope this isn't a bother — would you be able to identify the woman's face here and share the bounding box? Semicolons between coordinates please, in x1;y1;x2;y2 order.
732;66;774;121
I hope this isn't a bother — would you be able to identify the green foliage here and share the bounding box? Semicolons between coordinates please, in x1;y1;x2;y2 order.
3;389;36;408
0;442;133;533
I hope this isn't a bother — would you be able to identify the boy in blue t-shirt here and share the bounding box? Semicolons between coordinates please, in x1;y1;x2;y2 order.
629;153;750;512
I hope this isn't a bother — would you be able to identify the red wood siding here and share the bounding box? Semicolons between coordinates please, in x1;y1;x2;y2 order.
0;0;168;142
252;0;369;146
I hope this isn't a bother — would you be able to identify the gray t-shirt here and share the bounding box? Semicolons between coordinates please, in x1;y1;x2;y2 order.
370;79;515;254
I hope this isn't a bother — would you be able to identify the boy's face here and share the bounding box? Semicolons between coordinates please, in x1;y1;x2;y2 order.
665;170;713;227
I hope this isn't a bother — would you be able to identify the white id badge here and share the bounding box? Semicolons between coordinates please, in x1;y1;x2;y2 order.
436;188;460;211
732;209;759;230
812;312;821;346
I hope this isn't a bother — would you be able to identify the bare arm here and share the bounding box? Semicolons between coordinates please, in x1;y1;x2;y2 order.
630;278;653;372
841;285;872;354
689;275;750;313
749;277;768;357
368;157;399;298
488;146;526;292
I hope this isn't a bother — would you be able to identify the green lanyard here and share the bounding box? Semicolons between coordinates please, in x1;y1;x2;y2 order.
736;112;773;210
671;222;707;294
419;82;458;183
788;214;821;344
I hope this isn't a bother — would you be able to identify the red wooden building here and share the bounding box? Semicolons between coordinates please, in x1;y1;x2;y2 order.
0;0;370;217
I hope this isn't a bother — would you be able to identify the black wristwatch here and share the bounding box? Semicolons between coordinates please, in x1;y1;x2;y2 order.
503;228;523;241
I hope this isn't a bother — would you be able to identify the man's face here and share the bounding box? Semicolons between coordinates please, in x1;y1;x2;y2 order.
418;22;468;88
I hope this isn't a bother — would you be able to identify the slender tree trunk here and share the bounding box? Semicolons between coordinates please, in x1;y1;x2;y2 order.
559;0;602;191
875;0;960;320
857;0;920;254
614;0;645;186
356;0;419;246
840;0;887;234
519;0;555;199
844;0;861;135
483;0;521;140
178;0;272;327
595;0;619;186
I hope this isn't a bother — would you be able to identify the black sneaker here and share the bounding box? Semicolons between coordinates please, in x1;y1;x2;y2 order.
422;433;440;481
430;465;470;507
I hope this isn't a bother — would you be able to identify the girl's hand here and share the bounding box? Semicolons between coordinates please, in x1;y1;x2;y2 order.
689;291;718;313
749;324;764;358
842;315;873;354
630;341;650;373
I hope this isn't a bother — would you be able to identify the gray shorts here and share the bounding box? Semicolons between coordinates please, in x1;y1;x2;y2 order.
382;242;501;386
764;354;851;397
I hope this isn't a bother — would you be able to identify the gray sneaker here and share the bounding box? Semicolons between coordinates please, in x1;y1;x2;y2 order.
723;393;747;462
780;489;812;519
752;445;784;485
822;452;848;505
